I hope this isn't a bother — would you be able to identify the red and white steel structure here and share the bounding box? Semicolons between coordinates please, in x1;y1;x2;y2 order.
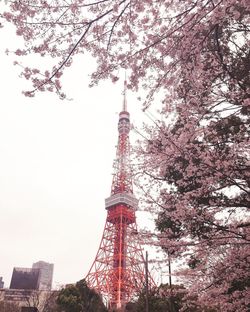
86;83;152;310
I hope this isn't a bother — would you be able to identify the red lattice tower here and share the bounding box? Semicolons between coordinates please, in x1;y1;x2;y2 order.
85;83;153;310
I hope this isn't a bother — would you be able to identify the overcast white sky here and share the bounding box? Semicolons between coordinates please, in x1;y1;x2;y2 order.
0;20;160;288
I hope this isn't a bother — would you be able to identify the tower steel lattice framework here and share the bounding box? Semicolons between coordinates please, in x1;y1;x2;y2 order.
85;83;153;310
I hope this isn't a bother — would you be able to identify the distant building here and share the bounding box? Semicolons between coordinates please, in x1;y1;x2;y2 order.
10;268;40;290
0;277;4;289
0;288;58;311
3;288;33;302
32;261;54;290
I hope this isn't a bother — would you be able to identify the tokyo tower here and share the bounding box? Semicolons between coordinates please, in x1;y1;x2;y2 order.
85;82;153;310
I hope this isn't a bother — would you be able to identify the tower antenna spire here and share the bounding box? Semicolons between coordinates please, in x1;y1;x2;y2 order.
123;75;127;112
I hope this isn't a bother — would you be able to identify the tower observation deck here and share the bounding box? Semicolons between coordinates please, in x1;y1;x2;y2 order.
85;82;154;310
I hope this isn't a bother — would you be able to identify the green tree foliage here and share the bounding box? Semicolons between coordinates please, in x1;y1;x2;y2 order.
56;279;107;312
125;284;217;312
125;284;183;312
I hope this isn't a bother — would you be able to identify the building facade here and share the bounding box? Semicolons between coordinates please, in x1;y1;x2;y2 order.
32;261;53;290
10;268;40;290
0;288;57;311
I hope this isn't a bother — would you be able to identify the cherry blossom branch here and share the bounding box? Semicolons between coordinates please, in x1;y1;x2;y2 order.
28;0;128;94
106;2;130;52
28;23;92;95
18;0;110;9
214;23;246;91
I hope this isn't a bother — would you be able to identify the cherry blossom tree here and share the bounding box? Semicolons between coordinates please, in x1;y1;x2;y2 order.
132;1;250;310
2;0;250;310
1;0;247;100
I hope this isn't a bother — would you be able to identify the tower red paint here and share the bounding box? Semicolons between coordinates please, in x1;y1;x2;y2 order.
86;83;152;310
